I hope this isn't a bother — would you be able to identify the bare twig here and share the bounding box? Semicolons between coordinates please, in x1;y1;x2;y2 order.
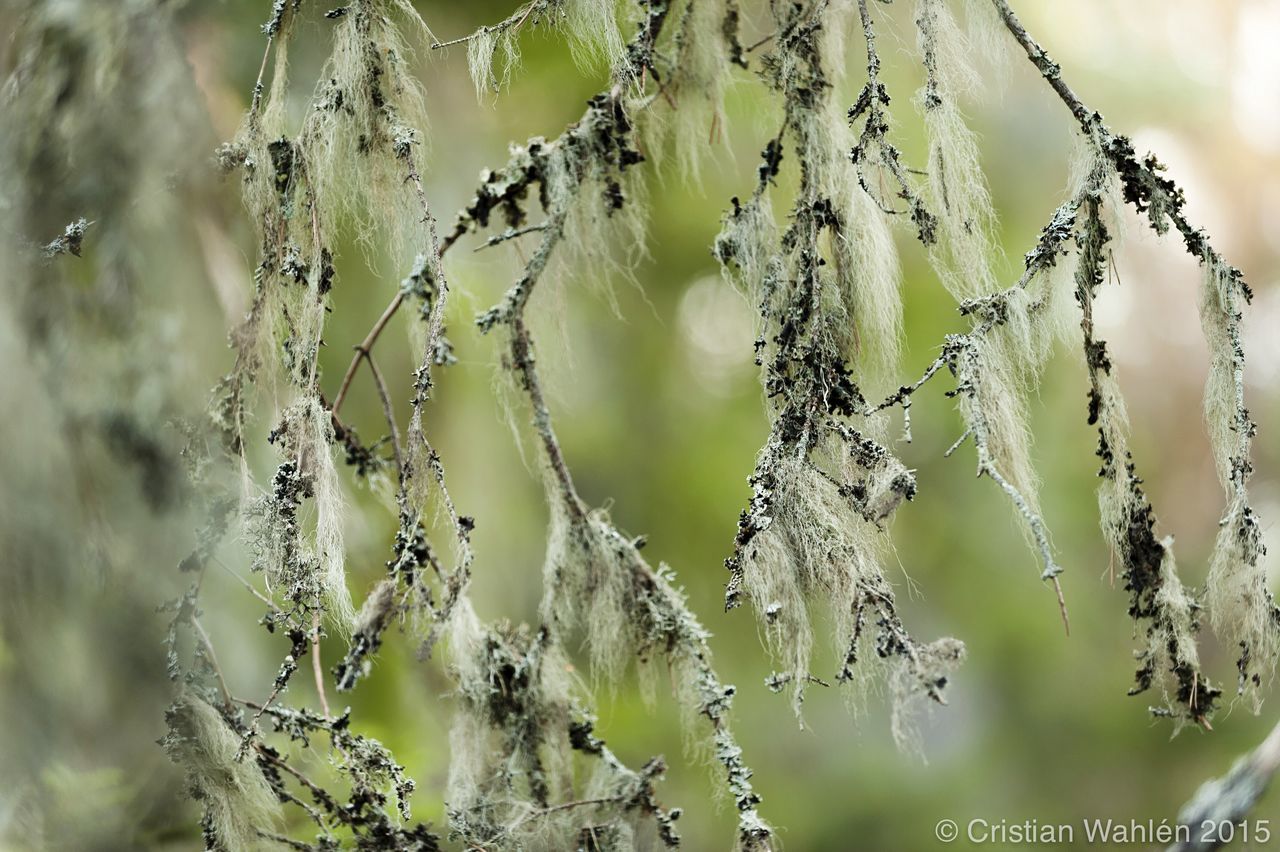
192;617;233;708
364;352;403;482
311;611;330;718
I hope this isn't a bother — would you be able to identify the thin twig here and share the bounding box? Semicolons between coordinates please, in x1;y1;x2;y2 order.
364;352;404;482
329;192;464;426
473;223;547;252
311;611;330;718
943;428;971;458
213;555;281;612
192;617;233;707
744;31;776;53
431;1;541;51
249;36;275;118
330;292;404;417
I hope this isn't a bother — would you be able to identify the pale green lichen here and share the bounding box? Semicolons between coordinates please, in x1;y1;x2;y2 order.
790;89;905;390
467;27;521;97
545;130;649;300
832;178;904;390
917;0;1000;301
714;195;780;300
564;0;629;75
306;397;355;633
888;636;966;755
1144;548;1206;722
712;0;957;736
647;0;736;180
444;596;684;849
1200;258;1247;494
459;0;631;96
959;0;1013;83
162;696;283;851
64;0;1276;846
445;601;575;844
961;286;1046;511
1071;144;1219;726
539;503;636;682
1199;254;1275;706
306;0;432;256
739;448;907;717
245;399;354;633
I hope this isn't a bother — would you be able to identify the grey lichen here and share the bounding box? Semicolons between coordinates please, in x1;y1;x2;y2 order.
1071;147;1218;728
715;0;961;730
1194;252;1275;705
991;0;1275;718
40;218;93;259
8;0;1258;848
1169;721;1280;852
161;696;284;852
916;0;1001;300
642;0;739;179
245;399;354;633
333;577;397;691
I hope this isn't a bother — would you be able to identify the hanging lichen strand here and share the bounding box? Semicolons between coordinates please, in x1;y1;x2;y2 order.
714;0;1271;738
985;0;1274;713
713;0;967;741
1071;148;1220;728
916;0;999;300
466;3;773;846
914;0;1073;619
159;0;778;849
164;1;467;848
134;0;1280;847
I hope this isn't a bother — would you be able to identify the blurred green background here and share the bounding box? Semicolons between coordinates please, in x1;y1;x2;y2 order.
3;0;1280;849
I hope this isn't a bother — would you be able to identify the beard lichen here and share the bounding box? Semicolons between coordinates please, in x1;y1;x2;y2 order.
457;0;633;98
916;0;1001;301
245;399;355;634
1070;147;1219;728
6;0;1268;848
714;0;962;732
1199;254;1276;707
161;695;284;852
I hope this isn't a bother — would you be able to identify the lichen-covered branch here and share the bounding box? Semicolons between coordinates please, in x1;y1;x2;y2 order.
462;6;775;845
991;0;1275;705
714;0;963;735
850;0;937;243
1070;153;1219;728
100;0;1277;848
1169;718;1280;852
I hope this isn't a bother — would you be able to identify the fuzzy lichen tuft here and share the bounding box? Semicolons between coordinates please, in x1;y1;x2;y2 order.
1199;254;1276;705
916;0;1001;301
245;399;355;634
637;0;738;180
162;696;283;851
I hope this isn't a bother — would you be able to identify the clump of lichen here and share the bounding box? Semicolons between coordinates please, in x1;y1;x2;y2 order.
916;0;1001;301
8;0;1268;849
713;0;962;733
1199;254;1276;706
245;399;355;632
1069;147;1219;728
161;696;283;851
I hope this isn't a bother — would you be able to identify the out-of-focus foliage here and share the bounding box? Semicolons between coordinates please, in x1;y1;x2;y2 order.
1;0;1279;849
